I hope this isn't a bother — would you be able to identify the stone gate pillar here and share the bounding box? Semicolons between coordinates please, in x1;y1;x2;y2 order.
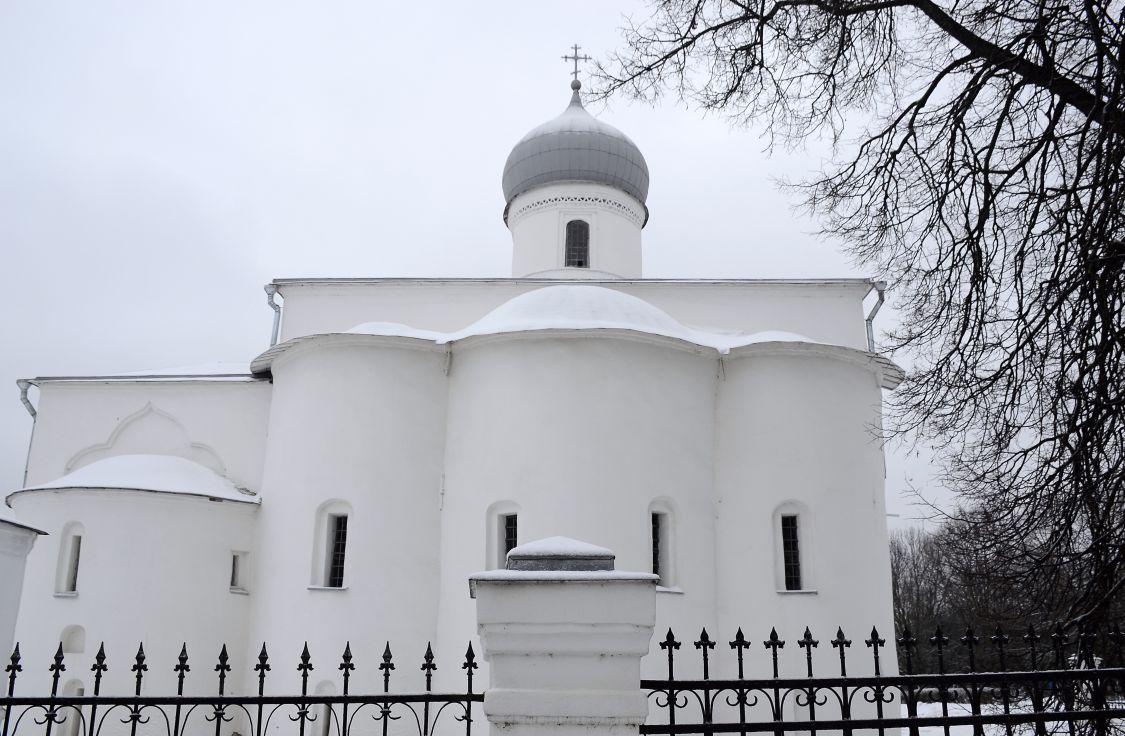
469;537;657;736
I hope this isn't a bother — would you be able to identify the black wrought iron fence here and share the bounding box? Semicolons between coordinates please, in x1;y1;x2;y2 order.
642;625;1125;736
7;623;1124;736
1;642;481;736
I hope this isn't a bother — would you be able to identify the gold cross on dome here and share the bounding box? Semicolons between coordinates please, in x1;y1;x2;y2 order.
562;43;592;82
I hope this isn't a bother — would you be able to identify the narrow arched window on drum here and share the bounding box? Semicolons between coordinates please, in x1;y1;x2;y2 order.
564;220;589;267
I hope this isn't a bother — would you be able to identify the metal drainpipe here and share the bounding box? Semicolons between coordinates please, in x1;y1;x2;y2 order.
865;281;887;353
17;379;36;487
16;379;36;418
265;284;282;347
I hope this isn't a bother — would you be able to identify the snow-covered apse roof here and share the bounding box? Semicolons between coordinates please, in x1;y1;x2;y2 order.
251;285;904;388
345;322;445;340
445;284;696;343
9;454;259;504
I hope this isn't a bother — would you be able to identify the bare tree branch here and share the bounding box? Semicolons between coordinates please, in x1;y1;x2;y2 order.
600;0;1125;630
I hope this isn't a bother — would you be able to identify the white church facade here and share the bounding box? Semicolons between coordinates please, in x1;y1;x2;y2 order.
4;78;902;696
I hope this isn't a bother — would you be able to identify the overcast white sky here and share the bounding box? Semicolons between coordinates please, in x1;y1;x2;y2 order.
0;1;941;526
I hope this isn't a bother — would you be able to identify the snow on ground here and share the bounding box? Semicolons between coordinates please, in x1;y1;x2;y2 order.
911;700;1122;736
914;702;977;736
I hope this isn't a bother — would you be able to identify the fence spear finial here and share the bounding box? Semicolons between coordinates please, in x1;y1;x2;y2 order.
5;643;21;697
50;642;66;674
132;643;147;696
798;627;818;677
865;627;885;676
990;626;1009;670
960;627;979;671
832;627;852;676
422;642;437;690
93;643;108;685
380;642;394;693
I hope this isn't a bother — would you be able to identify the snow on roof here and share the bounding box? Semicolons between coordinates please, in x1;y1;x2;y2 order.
725;330;812;346
345;322;445;340
10;454;259;505
508;536;614;558
254;285;903;387
324;287;829;351
443;285;694;344
0;502;46;534
439;286;828;354
109;362;252;376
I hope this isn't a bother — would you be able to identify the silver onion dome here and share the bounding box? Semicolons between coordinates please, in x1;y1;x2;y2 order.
502;80;650;210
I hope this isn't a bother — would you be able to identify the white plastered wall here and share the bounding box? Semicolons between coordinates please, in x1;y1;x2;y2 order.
275;281;871;349
506;183;645;278
10;491;257;696
23;381;272;492
434;332;719;684
8;299;897;697
246;336;449;687
712;350;897;682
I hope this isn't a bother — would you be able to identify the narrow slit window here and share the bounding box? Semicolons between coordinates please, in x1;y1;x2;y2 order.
326;515;348;588
65;536;82;593
781;515;802;590
503;514;518;560
650;510;672;586
490;506;520;570
230;552;248;592
564;220;590;268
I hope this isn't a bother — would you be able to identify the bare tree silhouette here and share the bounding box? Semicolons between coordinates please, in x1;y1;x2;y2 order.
598;0;1125;630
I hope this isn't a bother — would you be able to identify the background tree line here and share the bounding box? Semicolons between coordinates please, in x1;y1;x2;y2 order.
890;526;1125;673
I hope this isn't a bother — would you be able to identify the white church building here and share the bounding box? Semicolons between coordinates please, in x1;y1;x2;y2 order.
5;78;902;696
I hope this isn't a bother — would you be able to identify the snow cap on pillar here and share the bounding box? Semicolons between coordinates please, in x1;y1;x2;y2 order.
468;537;656;597
505;536;615;571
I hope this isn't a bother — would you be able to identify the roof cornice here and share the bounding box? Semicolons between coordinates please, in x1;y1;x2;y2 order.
270;277;877;288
